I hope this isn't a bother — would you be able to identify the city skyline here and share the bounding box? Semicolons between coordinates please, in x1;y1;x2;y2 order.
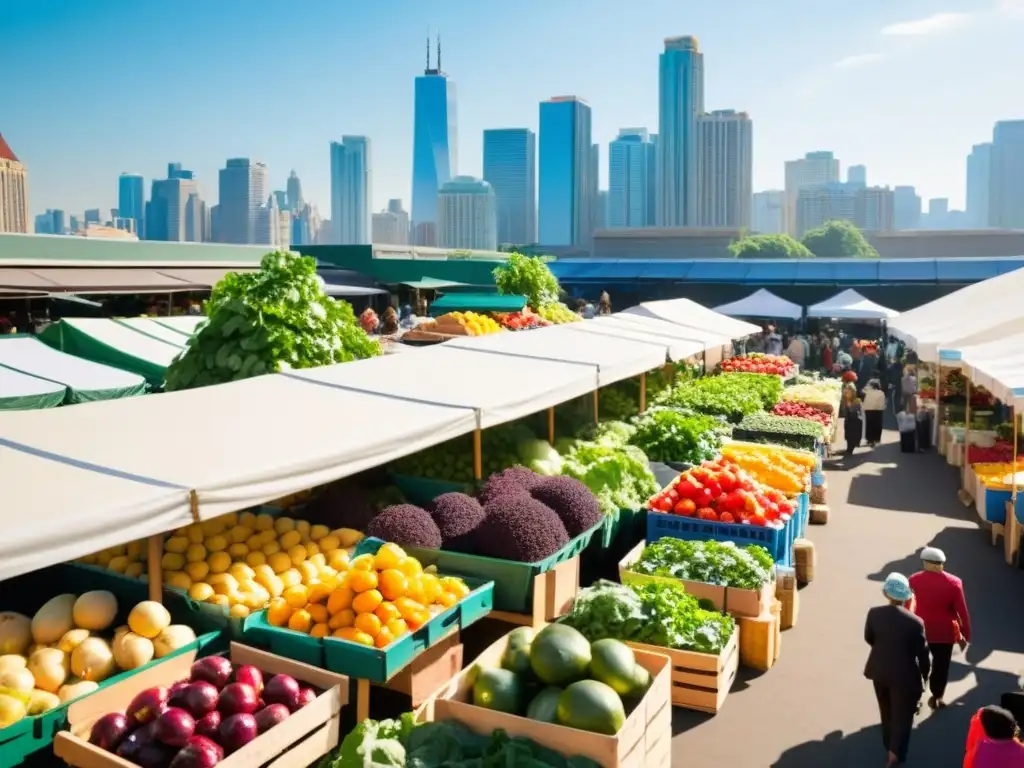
4;0;1022;218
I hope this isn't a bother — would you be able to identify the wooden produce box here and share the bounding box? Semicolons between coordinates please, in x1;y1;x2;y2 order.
738;600;782;672
618;541;774;619
422;634;671;768
628;629;739;715
793;539;816;584
809;503;829;525
54;643;349;768
776;570;799;630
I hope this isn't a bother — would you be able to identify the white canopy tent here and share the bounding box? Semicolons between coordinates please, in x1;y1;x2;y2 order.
713;289;802;321
0;365;66;410
806;289;899;320
956;332;1024;409
444;324;667;387
117;318;191;348
562;317;707;362
153;316;205;337
889;265;1024;362
621;299;759;339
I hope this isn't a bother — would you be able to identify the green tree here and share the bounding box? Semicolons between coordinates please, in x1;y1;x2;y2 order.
800;219;879;258
729;233;814;259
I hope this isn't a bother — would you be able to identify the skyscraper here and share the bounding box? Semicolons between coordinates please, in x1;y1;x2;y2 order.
696;110;753;228
371;199;410;245
608;129;656;228
795;183;892;236
847;165;867;187
147;167;200;242
286;170;304;212
893;186;921;230
411;36;458;246
437;176;497;251
657;36;704;227
184;192;205;242
0;133;29;234
538;96;592;247
966;143;991;229
784;151;840;235
482;128;536;245
118;173;145;238
330;136;372;244
215;158;268;244
989;120;1024;229
752;191;784;234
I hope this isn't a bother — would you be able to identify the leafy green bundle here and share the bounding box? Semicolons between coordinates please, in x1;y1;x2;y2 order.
558;435;659;517
733;411;822;451
631;539;773;590
561;580;735;655
492;252;560;310
164;251;381;391
628;407;726;465
656;375;762;423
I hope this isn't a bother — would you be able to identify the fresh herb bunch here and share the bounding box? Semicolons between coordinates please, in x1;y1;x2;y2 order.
733;411;822;451
165;251;381;391
655;374;770;423
492;252;561;309
559;440;659;516
631;539;773;590
628;408;725;464
561;580;735;655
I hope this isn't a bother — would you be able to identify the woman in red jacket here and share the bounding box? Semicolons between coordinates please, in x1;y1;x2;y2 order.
909;546;971;710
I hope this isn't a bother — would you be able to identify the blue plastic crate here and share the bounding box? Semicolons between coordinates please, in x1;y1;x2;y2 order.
647;512;793;565
984;487;1024;525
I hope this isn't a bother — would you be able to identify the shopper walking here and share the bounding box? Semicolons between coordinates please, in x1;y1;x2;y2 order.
901;367;918;412
841;384;863;456
863;380;887;447
864;573;930;767
908;546;971;710
964;706;1024;768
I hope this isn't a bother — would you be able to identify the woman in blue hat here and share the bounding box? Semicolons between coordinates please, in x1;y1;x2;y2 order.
865;573;931;766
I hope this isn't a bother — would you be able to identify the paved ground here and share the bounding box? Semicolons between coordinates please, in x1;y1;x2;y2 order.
670;425;1024;768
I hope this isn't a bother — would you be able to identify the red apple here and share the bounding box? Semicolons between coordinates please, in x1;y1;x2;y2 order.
89;712;132;752
263;674;301;711
218;682;259;716
178;682;219;719
296;687;316;709
219;713;258;754
231;665;264;696
153;707;196;748
193;710;221;740
254;703;290;733
126;687;170;726
169;736;224;768
190;657;233;690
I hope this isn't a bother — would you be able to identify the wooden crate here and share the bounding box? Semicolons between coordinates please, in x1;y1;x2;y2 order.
776;573;799;630
793;539;816;584
809;503;829;525
810;484;827;505
628;628;739;714
738;601;781;672
421;632;672;768
489;556;580;628
54;643;348;768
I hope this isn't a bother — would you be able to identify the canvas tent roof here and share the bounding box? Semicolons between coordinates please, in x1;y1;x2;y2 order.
622;298;760;338
954;332;1024;409
444;324;668;386
713;289;803;320
152;316;205;337
806;289;899;320
563;316;707;362
0;366;66;410
0;336;146;404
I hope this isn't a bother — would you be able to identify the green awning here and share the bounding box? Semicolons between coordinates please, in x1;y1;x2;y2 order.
0;365;66;410
429;293;527;315
400;278;471;290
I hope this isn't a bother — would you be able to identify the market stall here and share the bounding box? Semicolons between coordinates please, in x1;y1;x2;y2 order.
713;289;803;321
622;297;761;339
0;365;66;410
806;289;899;321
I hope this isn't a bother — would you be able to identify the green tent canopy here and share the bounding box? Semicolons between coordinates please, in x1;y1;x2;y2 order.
400;277;471;290
0;336;147;405
0;365;66;410
429;293;527;315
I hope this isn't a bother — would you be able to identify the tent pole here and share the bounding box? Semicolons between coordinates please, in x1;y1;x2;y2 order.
473;428;482;481
1008;409;1019;565
167;293;173;317
963;378;972;486
639;372;647;414
147;534;163;602
935;361;942;451
593;389;599;425
547;407;555;444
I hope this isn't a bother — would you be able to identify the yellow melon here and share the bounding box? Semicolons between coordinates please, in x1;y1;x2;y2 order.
31;595;77;645
72;591;118;632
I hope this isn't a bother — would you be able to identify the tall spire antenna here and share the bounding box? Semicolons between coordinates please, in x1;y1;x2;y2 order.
426;35;431;71
437;32;442;72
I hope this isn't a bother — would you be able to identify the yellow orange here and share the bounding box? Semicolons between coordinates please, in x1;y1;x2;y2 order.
373;543;406;571
419;574;442;604
310;623;329;639
228;543;249;560
186;561;210;582
245;535;263;551
374;628;395;648
329;609;356;630
375;602;402;625
165;536;189;554
386;618;409;637
328;550;350;571
310;524;330;541
229;563;256;581
350;554;376;571
229;525;253;544
165;571;192;591
254;514;275;531
352;589;383;615
279;530;301;550
161;553;185;571
274;517;296;535
206;535;228;553
318;535;340;553
295;520;311;538
208;594;230;608
378;570;408;602
287;609;313;633
283;585;309;609
349;569;378;594
261;541;282;557
189;583;214;602
186;544;207;563
246;551;268;568
238;511;257;528
333;627;373;645
280;569;302;589
398;558;423;579
229;604;250;619
268;552;292;575
186;525;205;544
207;552;232;574
327;587;355;615
307;604;329;624
307;582;333;604
354;613;382;637
436;591;458;608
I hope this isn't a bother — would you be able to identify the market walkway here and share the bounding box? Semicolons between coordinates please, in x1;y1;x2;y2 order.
670;427;1024;767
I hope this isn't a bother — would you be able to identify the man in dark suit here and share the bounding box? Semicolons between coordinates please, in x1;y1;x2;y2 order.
865;573;931;766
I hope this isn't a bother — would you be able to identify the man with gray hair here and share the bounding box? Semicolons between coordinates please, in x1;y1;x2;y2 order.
909;546;971;710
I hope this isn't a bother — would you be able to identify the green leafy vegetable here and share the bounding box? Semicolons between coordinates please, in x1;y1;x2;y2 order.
733;411;822;451
631;539;773;590
559;440;659;516
628;408;726;464
492;253;561;309
655;373;779;423
165;251;381;391
319;714;415;767
561;580;735;655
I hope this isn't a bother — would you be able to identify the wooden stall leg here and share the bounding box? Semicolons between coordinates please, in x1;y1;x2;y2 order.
592;389;599;425
639;372;647;414
356;678;370;723
147;534;163;602
472;428;482;482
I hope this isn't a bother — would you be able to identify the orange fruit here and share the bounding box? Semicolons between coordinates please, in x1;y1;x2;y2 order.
403;577;426;605
375;602;402;625
436;591;458;608
350;554;376;571
282;585;309;609
307;604;329;624
287;609;313;633
307;582;333;604
373;543;406;571
443;578;470;600
310;623;329;639
266;598;293;627
397;558;423;578
329;609;356;630
354;613;382;637
352;589;383;615
405;608;430;630
419;574;442;604
327;587;354;615
386;618;409;637
349;569;378;594
374;628;396;648
378;570;408;601
394;597;422;619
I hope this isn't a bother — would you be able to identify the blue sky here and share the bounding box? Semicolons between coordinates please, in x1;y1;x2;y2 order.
3;0;1021;217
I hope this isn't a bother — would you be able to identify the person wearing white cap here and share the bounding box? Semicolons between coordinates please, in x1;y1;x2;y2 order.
909;546;971;711
865;572;930;766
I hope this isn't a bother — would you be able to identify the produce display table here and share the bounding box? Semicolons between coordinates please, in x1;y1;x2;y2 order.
628;630;738;715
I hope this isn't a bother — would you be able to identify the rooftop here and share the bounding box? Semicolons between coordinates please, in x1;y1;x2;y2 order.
0;133;20;163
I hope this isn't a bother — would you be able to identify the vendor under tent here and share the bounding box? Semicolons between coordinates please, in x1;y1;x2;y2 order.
444;323;668;387
38;317;184;385
0;336;147;404
806;289;899;320
0;373;478;579
713;289;803;321
0;365;66;410
621;298;760;339
286;343;600;430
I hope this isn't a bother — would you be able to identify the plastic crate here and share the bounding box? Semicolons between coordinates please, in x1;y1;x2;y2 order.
647;512;793;566
0;564;225;768
390;474;472;506
407;519;602;614
242;539;494;684
798;492;810;537
982;487;1024;525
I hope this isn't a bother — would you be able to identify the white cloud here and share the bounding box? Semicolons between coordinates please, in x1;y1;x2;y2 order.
998;0;1024;17
834;53;887;69
881;12;972;35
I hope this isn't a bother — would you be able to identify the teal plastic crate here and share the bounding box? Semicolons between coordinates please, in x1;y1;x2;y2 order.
407;519;602;614
242;539;494;684
390;474;472;506
0;564;225;768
